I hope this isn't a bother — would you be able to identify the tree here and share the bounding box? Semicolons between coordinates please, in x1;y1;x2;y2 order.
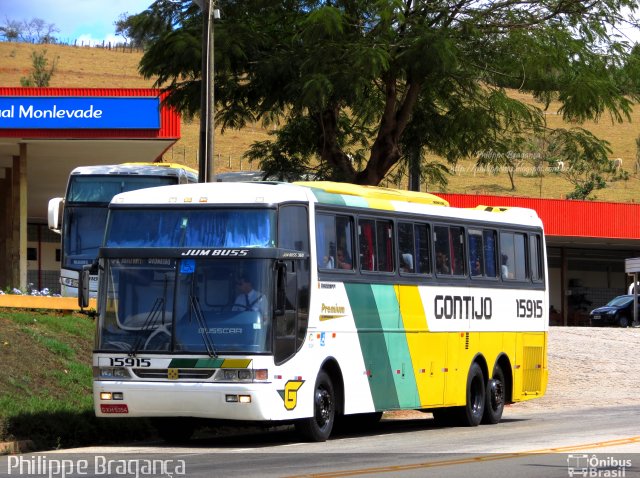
0;17;58;43
20;50;58;87
23;18;58;43
0;18;21;42
132;0;640;186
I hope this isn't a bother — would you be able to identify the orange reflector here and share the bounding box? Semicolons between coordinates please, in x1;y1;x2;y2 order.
254;369;268;380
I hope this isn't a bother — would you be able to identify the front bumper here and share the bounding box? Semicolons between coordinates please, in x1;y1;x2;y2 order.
589;314;617;326
94;380;281;421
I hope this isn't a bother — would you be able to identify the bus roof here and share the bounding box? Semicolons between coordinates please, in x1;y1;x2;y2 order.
110;181;543;228
70;162;197;180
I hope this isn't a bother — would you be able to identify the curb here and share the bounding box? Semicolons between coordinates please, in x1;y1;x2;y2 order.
0;296;96;311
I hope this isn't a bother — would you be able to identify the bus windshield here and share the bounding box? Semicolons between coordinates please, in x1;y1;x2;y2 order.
68;176;178;203
63;206;109;269
106;209;276;248
99;258;273;354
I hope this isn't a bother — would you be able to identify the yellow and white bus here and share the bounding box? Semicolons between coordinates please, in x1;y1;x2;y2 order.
48;162;197;297
90;181;547;442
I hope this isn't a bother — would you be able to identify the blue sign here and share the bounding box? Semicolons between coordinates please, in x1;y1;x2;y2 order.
0;96;160;129
180;259;196;274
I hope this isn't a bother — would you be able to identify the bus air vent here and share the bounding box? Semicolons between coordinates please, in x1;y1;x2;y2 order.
132;368;215;380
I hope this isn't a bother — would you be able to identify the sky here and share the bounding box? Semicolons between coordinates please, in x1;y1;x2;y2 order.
2;1;639;47
2;0;153;46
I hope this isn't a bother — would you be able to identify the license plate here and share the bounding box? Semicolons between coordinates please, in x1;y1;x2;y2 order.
100;404;129;414
593;315;601;320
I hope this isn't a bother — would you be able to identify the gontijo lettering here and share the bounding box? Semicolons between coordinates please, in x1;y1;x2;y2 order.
434;295;492;320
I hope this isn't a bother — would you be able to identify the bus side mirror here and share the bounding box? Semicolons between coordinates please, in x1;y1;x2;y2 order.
47;197;64;234
78;265;91;309
274;262;287;316
78;262;98;309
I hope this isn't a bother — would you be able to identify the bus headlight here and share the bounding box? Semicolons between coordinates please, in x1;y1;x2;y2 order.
61;277;79;288
93;367;131;380
213;369;268;382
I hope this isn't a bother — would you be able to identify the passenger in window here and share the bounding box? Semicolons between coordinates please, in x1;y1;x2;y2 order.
501;254;509;279
336;248;352;270
400;253;414;273
472;258;482;276
322;255;335;268
322;243;336;269
436;252;450;274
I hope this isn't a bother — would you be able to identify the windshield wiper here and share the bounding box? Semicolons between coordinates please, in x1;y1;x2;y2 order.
189;294;217;357
129;297;165;356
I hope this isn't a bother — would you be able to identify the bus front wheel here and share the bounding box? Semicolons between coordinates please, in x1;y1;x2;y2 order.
295;370;335;442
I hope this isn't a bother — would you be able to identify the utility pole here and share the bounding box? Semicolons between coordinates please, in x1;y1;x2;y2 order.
194;0;217;183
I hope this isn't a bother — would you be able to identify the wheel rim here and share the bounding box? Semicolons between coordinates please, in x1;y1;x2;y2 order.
315;386;333;429
470;376;484;416
489;378;504;411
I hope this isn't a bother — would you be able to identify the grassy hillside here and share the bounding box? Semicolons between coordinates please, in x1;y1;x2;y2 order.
0;310;151;451
1;41;639;201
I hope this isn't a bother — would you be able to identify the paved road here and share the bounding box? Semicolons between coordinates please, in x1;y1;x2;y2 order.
2;406;639;477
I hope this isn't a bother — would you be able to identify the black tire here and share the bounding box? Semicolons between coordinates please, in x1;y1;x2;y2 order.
459;362;485;427
295;370;336;442
152;417;195;444
482;366;506;424
618;315;629;328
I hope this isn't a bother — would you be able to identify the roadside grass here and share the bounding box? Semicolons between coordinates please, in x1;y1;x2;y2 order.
0;309;153;452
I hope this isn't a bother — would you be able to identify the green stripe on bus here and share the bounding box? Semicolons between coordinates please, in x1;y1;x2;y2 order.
371;284;419;409
309;188;346;206
169;358;225;368
345;283;400;411
195;358;225;368
342;195;369;208
168;358;199;368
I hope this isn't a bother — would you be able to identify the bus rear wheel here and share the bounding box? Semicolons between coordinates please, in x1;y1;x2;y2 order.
295;370;335;442
482;366;505;424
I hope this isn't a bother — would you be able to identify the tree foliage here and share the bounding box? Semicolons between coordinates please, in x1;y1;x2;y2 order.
131;0;640;187
20;50;58;87
0;17;58;43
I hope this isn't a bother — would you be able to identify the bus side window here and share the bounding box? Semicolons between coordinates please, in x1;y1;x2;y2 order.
335;216;354;270
529;233;543;282
434;226;451;275
359;219;394;272
500;231;527;281
315;213;336;270
359;219;375;271
398;222;414;273
434;225;465;276
415;223;431;274
315;213;354;271
399;222;430;274
468;229;497;278
469;230;484;276
376;220;394;272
